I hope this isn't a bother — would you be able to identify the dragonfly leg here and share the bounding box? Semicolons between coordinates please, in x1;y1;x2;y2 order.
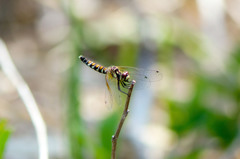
117;79;128;95
121;81;131;89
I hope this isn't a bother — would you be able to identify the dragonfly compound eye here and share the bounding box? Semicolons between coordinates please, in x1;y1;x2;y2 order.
122;72;130;81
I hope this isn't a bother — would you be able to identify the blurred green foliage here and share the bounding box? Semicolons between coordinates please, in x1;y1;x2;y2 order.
164;34;240;158
0;120;11;159
65;4;86;158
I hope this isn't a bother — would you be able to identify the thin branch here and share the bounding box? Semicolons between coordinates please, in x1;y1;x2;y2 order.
111;80;136;159
0;39;48;159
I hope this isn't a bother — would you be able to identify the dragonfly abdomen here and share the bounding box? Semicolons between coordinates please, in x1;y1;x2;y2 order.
79;55;108;74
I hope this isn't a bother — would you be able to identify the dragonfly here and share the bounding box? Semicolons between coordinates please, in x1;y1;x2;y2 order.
79;55;162;105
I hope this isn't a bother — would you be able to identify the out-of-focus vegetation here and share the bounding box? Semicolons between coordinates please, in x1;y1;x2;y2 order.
0;0;240;159
0;120;11;159
162;35;240;159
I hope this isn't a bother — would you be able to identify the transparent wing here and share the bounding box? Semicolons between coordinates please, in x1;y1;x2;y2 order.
118;66;162;81
105;72;126;108
104;66;162;108
118;66;162;89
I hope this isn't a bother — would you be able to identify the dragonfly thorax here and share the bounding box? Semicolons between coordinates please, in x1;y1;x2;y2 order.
110;66;130;82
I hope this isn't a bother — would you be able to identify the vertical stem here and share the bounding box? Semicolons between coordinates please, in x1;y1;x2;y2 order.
0;39;48;159
65;1;86;158
111;80;136;159
66;57;84;159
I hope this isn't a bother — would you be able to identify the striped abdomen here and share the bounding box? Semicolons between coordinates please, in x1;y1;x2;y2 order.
79;55;108;74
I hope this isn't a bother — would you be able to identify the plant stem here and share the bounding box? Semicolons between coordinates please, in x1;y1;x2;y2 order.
0;39;48;159
111;80;136;159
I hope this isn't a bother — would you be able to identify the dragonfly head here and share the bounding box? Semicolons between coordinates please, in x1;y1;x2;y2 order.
122;71;130;82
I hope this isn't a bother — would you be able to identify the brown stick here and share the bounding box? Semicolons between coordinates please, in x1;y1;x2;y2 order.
111;80;136;159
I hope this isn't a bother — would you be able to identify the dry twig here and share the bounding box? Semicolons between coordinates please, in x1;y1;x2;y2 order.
111;80;136;159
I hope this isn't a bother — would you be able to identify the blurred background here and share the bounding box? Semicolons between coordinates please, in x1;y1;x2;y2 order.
0;0;240;159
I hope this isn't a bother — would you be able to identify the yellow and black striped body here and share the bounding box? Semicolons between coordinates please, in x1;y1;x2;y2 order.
79;55;108;74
